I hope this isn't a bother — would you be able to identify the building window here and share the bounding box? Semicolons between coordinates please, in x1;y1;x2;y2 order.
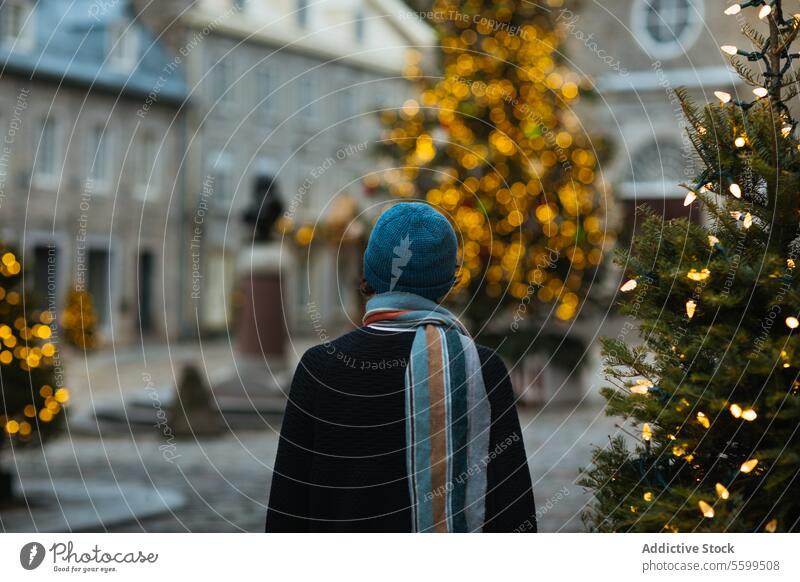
297;0;309;28
618;137;700;243
631;0;704;59
137;251;155;334
619;137;694;199
354;4;365;44
299;75;318;121
338;85;357;127
109;24;138;70
1;0;34;50
257;64;275;117
34;116;60;184
207;150;234;201
88;249;111;326
33;243;58;306
135;132;160;197
86;124;112;189
210;51;234;104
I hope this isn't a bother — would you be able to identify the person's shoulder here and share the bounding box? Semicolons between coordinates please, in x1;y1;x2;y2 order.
474;343;510;377
296;327;388;365
301;327;366;355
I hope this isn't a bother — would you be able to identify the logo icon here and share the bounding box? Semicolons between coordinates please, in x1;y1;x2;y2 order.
390;234;412;291
20;542;46;570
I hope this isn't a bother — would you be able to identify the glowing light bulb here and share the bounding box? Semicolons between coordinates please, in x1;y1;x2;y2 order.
708;235;720;246
730;403;743;418
643;491;653;501
786;316;799;329
765;519;778;533
781;124;792;137
740;458;759;473
759;4;772;19
687;268;710;281
753;87;768;98
724;4;741;15
630;379;653;395
714;91;732;103
686;300;696;319
716;483;730;500
742;408;758;421
788;258;796;269
698;500;715;518
721;45;738;55
642;423;652;442
620;279;637;292
729;183;742;198
684;190;697;206
743;212;753;229
734;136;746;147
697;412;710;429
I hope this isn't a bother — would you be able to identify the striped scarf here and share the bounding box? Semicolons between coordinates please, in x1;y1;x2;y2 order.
363;292;491;532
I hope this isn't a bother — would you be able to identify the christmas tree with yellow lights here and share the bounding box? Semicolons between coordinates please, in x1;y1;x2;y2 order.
582;0;800;532
378;0;610;327
0;245;67;498
61;288;99;350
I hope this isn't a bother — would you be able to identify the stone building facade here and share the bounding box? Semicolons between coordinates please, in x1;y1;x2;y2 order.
1;0;430;347
0;0;188;342
167;0;434;340
561;0;748;236
558;0;758;402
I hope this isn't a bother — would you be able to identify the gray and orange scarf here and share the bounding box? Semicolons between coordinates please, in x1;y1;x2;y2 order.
363;292;491;532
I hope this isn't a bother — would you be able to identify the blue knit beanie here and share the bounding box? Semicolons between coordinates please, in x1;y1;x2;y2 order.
363;202;458;300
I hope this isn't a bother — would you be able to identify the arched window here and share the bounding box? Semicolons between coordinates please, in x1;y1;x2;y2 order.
620;137;695;199
632;0;704;59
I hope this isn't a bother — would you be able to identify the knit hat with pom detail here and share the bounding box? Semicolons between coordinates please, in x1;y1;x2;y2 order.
363;202;458;300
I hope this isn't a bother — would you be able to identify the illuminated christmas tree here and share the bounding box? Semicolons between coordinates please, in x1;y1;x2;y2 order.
0;245;67;497
378;0;610;325
61;288;99;350
582;0;800;532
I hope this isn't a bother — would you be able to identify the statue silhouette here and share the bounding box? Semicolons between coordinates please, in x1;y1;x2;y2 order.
243;174;284;242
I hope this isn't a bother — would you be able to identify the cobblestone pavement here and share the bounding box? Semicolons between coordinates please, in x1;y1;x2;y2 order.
6;406;616;533
3;341;619;532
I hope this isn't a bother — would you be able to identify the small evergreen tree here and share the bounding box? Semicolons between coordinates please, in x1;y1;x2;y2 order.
0;245;66;496
61;288;99;350
582;1;800;532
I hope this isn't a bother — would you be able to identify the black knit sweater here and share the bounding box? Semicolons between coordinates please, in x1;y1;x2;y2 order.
265;326;537;532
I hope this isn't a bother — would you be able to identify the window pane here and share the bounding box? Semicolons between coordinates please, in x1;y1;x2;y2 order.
38;118;57;178
645;0;690;44
299;76;315;118
137;133;159;191
3;3;28;44
259;66;273;114
211;55;233;102
88;126;109;183
297;0;309;27
207;151;232;200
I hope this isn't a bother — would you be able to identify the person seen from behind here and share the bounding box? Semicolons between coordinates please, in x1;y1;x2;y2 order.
266;202;536;532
